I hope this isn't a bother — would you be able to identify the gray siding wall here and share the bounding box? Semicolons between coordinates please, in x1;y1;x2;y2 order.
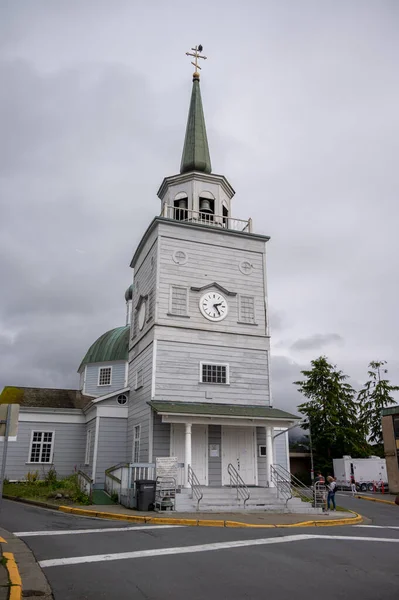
155;339;270;406
127;342;153;462
95;417;128;485
157;225;267;337
84;361;127;397
208;425;221;486
152;412;170;458
0;421;86;481
257;428;289;486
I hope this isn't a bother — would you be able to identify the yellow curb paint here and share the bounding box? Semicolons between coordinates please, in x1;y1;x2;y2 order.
355;495;396;506
3;553;22;598
10;586;22;600
0;536;6;543
197;520;226;527
278;521;316;528
145;517;198;526
57;506;362;528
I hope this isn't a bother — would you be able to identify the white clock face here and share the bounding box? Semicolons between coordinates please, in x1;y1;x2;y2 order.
138;302;146;330
199;292;228;322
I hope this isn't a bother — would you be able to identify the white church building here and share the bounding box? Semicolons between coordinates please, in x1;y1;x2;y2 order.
0;55;300;507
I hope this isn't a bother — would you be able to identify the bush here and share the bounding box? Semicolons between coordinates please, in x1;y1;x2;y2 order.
44;467;57;485
25;470;39;483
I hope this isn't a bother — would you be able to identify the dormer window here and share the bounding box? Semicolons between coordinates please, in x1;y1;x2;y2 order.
98;367;112;386
173;192;188;221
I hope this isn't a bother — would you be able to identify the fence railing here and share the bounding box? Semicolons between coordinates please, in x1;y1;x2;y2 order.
227;463;250;508
161;204;252;233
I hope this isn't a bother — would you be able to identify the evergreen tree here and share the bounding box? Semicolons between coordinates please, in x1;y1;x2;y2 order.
294;356;369;473
358;361;399;448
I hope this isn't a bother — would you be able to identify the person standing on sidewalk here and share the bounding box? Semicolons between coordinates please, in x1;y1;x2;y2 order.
327;476;337;511
351;481;357;496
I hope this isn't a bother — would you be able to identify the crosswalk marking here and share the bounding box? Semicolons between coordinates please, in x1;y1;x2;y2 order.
39;534;399;568
14;525;182;537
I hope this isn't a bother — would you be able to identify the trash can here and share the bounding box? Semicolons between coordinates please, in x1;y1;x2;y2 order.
135;480;156;511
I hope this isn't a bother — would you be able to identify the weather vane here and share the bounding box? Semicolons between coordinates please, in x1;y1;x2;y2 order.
186;44;207;78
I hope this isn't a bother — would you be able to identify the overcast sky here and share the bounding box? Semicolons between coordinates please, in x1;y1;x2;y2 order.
1;1;398;414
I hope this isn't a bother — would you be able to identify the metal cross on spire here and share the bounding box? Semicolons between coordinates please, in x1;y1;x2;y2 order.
185;44;207;78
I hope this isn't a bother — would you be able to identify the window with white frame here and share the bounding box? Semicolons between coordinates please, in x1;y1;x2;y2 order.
29;431;54;463
135;369;144;389
133;425;141;462
98;366;112;386
239;295;256;324
85;430;92;465
200;363;229;384
169;285;188;316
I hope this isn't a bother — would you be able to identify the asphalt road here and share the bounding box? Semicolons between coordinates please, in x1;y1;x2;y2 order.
1;497;398;600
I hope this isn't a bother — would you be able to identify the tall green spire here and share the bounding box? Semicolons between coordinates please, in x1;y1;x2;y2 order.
180;73;212;175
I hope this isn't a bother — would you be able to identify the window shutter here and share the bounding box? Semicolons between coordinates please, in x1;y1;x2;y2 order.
170;286;188;315
239;295;255;323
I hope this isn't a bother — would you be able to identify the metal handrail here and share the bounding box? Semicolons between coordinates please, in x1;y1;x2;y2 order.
270;465;293;506
273;464;313;503
227;463;250;508
187;465;203;511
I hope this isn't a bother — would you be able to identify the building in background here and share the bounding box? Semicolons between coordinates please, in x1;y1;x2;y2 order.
382;405;399;494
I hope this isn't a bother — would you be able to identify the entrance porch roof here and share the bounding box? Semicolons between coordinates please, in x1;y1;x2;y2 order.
149;401;299;423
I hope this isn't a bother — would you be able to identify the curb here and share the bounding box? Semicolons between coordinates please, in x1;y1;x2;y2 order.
58;505;363;528
3;495;60;510
355;494;397;506
3;552;22;600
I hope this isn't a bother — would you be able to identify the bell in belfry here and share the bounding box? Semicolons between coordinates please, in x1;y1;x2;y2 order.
199;197;213;213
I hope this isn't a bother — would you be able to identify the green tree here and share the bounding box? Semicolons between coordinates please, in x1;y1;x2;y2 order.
294;356;369;474
358;361;399;449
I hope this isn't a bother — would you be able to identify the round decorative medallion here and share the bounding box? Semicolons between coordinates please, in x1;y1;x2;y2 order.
173;250;188;265
239;260;253;275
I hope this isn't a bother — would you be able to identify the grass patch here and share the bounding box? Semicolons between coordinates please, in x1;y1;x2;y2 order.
4;473;90;506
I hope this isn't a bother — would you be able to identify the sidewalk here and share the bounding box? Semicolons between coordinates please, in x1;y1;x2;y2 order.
0;546;9;600
0;527;52;600
66;503;360;526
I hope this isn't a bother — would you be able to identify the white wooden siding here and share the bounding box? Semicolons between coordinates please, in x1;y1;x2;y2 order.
127;342;153;462
130;238;158;344
155;339;270;406
157;233;267;336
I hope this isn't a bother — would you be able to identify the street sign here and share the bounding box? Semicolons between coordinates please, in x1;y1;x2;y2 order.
0;403;19;440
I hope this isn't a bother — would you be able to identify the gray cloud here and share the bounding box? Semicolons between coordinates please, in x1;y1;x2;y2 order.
291;333;344;352
1;1;399;407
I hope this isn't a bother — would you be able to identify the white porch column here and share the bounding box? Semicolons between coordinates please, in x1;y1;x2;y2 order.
266;426;274;487
184;422;192;488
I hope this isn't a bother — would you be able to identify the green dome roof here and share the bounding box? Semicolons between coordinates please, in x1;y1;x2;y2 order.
78;326;129;371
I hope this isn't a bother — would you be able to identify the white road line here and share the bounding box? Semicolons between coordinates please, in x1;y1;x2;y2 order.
357;525;399;529
38;534;399;569
14;525;182;537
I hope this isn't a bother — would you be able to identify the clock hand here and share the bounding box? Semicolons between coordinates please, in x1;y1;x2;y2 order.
213;303;222;315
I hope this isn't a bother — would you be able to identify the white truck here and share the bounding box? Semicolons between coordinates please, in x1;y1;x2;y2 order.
333;456;388;492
